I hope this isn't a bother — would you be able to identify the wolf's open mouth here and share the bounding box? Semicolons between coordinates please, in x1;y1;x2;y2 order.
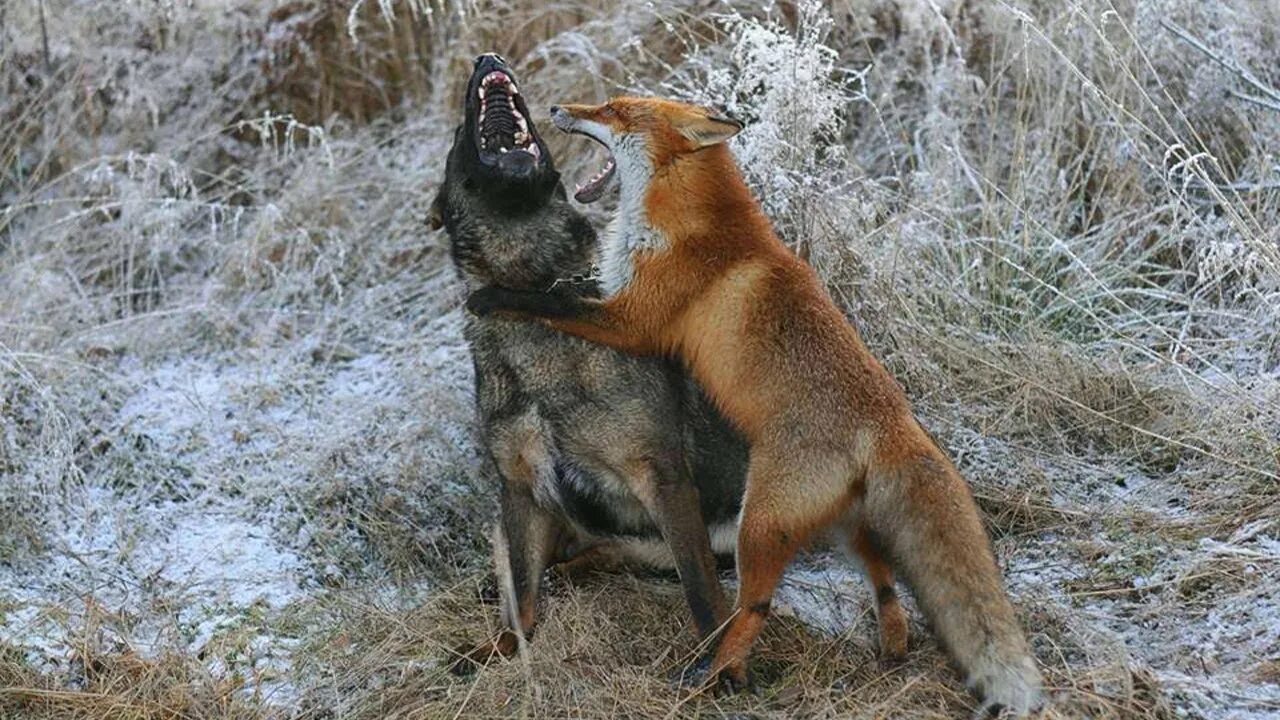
477;70;539;160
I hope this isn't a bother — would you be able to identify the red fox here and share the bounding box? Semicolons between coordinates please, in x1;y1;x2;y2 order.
467;96;1044;715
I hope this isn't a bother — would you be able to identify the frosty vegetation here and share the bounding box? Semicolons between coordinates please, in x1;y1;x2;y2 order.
1;1;1277;718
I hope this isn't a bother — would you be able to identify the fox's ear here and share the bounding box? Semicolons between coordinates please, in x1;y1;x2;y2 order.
676;111;743;148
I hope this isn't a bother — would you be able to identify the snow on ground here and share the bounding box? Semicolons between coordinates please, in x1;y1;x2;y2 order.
0;311;475;702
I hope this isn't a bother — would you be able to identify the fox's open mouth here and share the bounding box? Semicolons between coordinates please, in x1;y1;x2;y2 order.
556;125;614;204
549;104;615;203
475;70;540;162
573;146;615;204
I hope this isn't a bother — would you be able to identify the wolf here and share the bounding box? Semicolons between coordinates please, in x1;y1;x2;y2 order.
432;55;750;672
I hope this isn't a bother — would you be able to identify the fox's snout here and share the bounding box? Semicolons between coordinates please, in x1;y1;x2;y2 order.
550;103;597;133
549;105;573;132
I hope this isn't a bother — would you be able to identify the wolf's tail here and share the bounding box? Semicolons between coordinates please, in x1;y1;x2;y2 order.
864;419;1043;716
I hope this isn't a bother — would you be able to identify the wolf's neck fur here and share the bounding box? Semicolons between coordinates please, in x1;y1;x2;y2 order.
448;182;594;292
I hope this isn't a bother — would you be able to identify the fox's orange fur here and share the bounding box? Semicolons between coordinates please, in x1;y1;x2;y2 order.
469;96;1043;714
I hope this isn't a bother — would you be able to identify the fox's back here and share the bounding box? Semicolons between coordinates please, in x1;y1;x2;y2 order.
640;152;907;443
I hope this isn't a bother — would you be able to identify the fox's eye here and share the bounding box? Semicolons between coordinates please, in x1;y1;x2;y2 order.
600;106;616;118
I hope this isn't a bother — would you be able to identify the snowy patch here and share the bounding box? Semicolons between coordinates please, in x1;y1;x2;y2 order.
0;331;471;703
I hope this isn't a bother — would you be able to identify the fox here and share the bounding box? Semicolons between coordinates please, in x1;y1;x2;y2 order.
439;56;908;674
466;96;1045;715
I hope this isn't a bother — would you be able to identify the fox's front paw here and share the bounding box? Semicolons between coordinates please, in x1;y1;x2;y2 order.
467;285;580;320
465;287;509;316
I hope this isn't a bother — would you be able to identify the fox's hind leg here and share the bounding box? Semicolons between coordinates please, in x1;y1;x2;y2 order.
864;426;1042;714
839;513;908;660
695;451;854;691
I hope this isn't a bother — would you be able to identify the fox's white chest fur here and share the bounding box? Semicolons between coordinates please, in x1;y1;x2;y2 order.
598;136;663;297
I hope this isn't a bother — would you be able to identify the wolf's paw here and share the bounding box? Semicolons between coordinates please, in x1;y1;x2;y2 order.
968;652;1044;718
671;655;754;696
448;641;486;676
448;631;519;676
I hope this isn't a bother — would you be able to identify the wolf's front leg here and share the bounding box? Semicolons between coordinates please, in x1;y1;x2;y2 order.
644;454;729;640
451;478;565;675
467;287;656;355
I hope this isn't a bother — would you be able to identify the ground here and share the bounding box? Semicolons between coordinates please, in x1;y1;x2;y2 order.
1;1;1278;718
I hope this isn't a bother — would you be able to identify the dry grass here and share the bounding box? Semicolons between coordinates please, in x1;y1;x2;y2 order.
1;0;1278;718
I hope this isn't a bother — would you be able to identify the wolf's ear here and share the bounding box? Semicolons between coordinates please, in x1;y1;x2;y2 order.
427;189;445;231
676;110;743;148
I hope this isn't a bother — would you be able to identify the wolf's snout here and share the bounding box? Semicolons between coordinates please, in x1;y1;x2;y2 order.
474;53;506;70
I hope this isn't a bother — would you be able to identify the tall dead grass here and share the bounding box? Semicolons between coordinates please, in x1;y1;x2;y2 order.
1;0;1277;718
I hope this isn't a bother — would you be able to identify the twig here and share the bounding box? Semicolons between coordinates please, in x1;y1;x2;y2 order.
1162;20;1280;111
1229;89;1280;114
38;0;51;73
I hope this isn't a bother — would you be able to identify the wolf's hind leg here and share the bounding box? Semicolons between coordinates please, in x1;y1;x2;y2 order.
551;540;630;580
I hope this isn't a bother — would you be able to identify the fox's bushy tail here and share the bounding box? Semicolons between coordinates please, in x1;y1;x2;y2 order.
864;421;1043;716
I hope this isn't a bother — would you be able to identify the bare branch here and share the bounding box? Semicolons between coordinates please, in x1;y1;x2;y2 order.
1162;20;1280;110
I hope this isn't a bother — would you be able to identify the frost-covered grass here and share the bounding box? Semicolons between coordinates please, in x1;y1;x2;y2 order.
2;0;1278;718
